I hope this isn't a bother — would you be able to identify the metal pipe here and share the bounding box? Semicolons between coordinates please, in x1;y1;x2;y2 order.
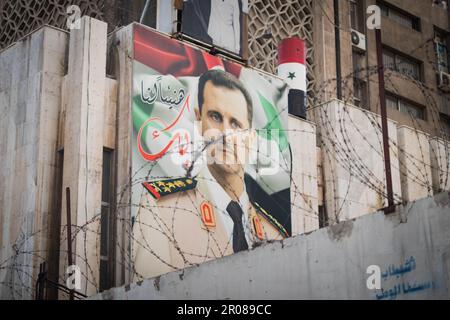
334;0;342;100
375;29;395;214
140;0;151;24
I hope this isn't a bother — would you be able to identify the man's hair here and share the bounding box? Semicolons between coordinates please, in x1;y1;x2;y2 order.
198;69;253;126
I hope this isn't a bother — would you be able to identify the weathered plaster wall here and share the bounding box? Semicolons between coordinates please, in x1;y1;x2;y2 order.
289;115;319;234
92;192;450;300
0;26;67;299
315;99;402;223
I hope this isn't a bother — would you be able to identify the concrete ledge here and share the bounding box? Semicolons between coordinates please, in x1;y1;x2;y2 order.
91;192;450;300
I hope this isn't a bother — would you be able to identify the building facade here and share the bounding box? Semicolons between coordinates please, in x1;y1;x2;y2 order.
0;1;449;300
313;0;450;137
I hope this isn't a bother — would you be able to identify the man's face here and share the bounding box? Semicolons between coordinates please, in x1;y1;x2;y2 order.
198;80;251;174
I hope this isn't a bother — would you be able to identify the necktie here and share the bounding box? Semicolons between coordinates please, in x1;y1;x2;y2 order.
226;200;248;253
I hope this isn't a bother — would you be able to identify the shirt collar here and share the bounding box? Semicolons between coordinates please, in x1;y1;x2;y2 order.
196;166;249;214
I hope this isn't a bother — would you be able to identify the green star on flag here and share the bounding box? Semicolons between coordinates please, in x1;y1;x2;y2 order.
287;72;296;80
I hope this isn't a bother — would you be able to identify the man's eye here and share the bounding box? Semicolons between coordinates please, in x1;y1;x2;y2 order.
231;120;241;129
209;111;222;123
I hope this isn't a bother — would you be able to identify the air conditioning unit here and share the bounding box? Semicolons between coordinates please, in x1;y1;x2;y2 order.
438;71;450;92
351;29;366;52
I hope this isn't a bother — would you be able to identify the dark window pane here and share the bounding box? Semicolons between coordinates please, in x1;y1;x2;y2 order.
100;205;109;257
102;150;112;203
441;117;450;137
383;48;422;81
99;260;108;292
386;94;398;111
399;100;425;120
353;78;368;109
435;31;449;73
383;51;395;71
377;1;421;31
350;0;365;32
396;55;420;80
100;148;114;291
386;93;425;120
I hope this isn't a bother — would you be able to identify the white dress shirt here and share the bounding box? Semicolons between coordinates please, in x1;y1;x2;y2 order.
207;0;241;53
196;166;254;249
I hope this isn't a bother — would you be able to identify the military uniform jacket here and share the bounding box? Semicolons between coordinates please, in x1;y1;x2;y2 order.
132;168;289;281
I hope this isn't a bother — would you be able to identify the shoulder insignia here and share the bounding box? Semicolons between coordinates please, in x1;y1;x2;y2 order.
252;215;265;240
200;201;216;228
142;177;197;199
253;201;290;238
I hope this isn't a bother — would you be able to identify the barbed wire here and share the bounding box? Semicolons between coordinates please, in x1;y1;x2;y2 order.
1;5;450;301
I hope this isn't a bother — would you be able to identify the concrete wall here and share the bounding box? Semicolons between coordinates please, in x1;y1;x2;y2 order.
109;24;134;287
315;100;450;222
289;115;319;234
430;137;450;193
315;100;402;223
0;26;68;299
397;125;433;202
0;18;119;299
58;16;107;298
91;192;450;300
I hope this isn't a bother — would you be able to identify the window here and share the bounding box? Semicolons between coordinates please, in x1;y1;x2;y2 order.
432;0;448;10
383;47;422;81
386;93;426;120
440;113;450;138
318;205;328;228
352;50;368;109
100;148;114;292
354;78;368;109
349;0;364;32
435;29;449;73
353;49;366;79
378;1;421;31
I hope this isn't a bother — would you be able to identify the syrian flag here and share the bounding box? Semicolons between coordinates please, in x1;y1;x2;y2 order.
277;37;307;119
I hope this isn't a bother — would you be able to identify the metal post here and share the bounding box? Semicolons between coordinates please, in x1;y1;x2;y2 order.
66;187;74;300
35;263;44;300
139;0;151;24
375;29;395;214
334;0;342;100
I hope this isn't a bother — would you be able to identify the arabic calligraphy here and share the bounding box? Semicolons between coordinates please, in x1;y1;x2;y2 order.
381;256;416;279
375;281;434;300
374;256;435;300
137;95;191;162
141;76;186;107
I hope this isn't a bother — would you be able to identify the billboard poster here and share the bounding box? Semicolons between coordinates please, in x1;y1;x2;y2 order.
132;24;291;280
181;0;248;56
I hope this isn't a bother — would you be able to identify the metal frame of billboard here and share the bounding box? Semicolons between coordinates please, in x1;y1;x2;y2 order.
134;22;285;88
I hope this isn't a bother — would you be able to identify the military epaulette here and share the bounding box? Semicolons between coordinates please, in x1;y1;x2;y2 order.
142;177;197;199
252;201;290;238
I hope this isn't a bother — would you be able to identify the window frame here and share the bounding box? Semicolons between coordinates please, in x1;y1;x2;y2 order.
385;92;426;121
434;27;450;74
352;49;369;109
353;77;368;109
377;0;421;32
349;0;365;33
382;46;423;82
440;113;450;138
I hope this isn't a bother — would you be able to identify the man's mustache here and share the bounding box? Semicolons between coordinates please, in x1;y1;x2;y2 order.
205;138;241;152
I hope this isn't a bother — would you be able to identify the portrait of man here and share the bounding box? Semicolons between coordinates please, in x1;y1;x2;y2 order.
181;0;246;55
132;70;289;280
